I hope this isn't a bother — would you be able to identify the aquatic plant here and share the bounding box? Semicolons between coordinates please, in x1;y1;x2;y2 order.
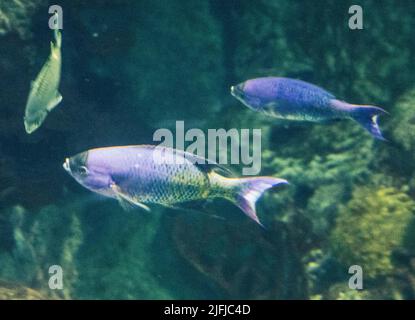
324;283;371;300
75;203;173;299
330;186;415;280
171;212;307;299
0;280;48;300
257;125;375;238
0;203;82;299
389;88;415;156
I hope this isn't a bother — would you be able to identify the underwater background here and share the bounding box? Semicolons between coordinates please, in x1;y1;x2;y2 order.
0;0;415;300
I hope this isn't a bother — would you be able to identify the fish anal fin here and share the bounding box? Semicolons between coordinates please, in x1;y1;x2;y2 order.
164;200;206;213
110;184;150;212
46;92;62;111
163;201;227;222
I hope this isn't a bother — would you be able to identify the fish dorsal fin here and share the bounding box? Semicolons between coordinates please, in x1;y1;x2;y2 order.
182;154;233;176
191;157;234;177
46;92;63;111
149;145;234;177
110;184;150;212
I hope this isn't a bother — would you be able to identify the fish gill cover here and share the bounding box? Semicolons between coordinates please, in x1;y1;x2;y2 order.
0;0;414;300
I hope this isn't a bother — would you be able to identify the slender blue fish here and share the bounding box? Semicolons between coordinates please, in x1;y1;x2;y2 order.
63;145;287;226
231;77;387;140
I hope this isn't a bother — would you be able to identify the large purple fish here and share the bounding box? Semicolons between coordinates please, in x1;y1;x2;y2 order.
63;145;287;226
231;77;387;140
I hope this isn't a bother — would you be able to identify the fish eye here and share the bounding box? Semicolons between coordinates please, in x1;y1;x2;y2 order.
78;166;89;176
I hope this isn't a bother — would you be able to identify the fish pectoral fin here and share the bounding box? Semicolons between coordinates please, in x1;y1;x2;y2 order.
115;191;150;212
46;92;63;111
110;184;150;212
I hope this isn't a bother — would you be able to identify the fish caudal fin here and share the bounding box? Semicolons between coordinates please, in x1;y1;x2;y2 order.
54;28;62;48
52;9;62;48
231;176;288;226
349;105;388;140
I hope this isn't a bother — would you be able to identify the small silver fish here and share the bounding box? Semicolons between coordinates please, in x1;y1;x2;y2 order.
24;26;62;134
63;145;288;226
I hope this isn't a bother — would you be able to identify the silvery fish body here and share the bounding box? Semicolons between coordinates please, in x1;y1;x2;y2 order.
231;77;387;140
24;28;62;134
63;145;287;225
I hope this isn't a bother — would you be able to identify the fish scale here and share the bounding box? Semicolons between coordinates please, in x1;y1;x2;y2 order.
118;152;209;205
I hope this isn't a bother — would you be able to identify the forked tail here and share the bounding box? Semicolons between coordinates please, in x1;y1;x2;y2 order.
52;10;62;49
234;177;287;226
349;105;388;140
209;172;288;226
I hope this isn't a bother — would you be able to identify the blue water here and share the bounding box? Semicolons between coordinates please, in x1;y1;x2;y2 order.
0;0;414;300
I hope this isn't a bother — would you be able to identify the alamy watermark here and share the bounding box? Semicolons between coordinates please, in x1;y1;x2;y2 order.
152;121;262;175
48;5;63;30
348;5;363;30
48;265;63;290
348;265;363;290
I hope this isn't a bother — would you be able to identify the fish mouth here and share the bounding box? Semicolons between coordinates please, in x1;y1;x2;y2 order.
230;84;244;98
63;158;71;173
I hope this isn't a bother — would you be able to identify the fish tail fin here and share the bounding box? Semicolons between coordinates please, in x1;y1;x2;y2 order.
232;177;288;226
349;104;388;140
210;172;288;226
54;28;62;48
51;9;62;48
